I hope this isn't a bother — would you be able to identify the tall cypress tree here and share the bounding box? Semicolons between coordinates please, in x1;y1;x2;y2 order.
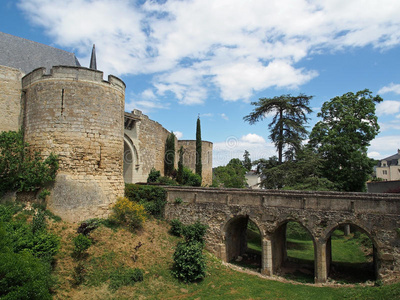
195;116;202;180
164;132;175;176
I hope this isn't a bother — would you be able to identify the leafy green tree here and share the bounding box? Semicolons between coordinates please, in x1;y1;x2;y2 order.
195;116;202;181
309;89;382;192
258;148;334;190
213;158;247;188
0;130;58;196
253;156;279;175
164;132;176;177
243;94;313;163
242;150;252;171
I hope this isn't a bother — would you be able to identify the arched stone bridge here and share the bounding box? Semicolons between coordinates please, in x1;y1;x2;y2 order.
164;186;400;283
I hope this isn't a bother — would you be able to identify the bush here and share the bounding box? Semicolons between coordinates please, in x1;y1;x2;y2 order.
77;218;101;236
73;234;92;258
157;176;178;186
174;197;183;204
111;197;147;230
0;251;53;300
169;219;184;237
109;267;144;290
0;130;58;196
147;167;160;183
183;221;208;245
125;184;167;218
172;241;206;283
32;209;46;234
182;167;201;187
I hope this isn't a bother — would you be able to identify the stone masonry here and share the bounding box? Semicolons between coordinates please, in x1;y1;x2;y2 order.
22;66;125;222
164;186;400;284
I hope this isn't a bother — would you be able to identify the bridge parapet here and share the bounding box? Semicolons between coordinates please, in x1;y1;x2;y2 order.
164;186;400;284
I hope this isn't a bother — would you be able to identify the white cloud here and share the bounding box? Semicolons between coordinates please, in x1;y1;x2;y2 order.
376;101;400;116
213;133;274;166
174;131;183;139
368;151;381;159
220;113;229;120
369;135;400;159
378;83;400;95
18;0;400;106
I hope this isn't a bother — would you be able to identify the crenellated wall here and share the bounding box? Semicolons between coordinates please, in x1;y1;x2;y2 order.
22;66;125;222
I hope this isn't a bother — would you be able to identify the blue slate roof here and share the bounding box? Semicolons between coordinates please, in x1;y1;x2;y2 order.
0;31;80;74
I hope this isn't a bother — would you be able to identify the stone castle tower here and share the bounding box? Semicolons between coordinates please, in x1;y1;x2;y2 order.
0;32;213;221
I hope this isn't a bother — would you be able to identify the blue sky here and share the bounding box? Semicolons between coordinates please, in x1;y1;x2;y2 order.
2;0;400;167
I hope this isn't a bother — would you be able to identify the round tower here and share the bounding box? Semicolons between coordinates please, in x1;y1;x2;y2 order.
22;66;125;222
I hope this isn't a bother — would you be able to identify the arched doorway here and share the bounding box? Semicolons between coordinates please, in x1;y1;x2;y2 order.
272;221;315;283
123;140;133;183
224;216;262;271
326;224;377;283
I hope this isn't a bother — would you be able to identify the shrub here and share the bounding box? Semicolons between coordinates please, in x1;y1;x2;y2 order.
32;209;46;234
73;234;92;258
0;130;58;196
157;176;178;186
183;221;208;245
125;184;166;218
182;167;201;187
111;197;147;230
169;219;184;237
109;267;144;290
77;218;101;236
172;241;206;283
147;167;160;183
0;251;53;300
174;197;183;204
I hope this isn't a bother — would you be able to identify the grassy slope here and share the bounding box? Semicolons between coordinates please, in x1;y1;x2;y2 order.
48;218;400;300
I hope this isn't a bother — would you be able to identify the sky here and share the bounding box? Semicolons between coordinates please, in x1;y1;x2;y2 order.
1;0;400;167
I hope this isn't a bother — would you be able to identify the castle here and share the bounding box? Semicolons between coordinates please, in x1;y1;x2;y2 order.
0;32;212;222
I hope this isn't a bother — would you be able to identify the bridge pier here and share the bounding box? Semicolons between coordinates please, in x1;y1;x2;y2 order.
314;239;328;283
261;238;273;276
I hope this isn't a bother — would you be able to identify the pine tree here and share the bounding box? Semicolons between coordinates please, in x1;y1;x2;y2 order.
177;146;184;184
195;116;202;181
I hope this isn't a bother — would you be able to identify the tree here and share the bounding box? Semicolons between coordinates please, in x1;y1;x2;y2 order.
309;89;382;192
195;116;202;181
0;130;58;195
177;146;185;184
213;158;247;188
243;94;313;163
164;132;176;176
242;150;252;171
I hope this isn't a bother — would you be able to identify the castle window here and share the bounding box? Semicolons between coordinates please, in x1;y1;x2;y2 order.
383;170;387;175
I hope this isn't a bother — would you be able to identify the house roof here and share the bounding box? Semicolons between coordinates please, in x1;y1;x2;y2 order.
380;150;400;167
0;31;80;74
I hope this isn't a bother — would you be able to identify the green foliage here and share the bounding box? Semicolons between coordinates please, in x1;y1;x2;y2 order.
169;219;184;237
213;158;247;188
77;218;101;236
157;175;178;186
31;209;46;234
352;231;373;248
164;132;176;177
38;189;50;201
286;222;312;240
0;203;59;299
0;251;53;300
182;221;208;245
110;197;147;230
195;116;202;180
0;130;58;196
125;184;167;217
72;262;86;286
172;241;206;283
242;150;252;171
309;89;382;192
109;267;144;290
174;197;183;204
147;167;161;183
182;167;202;187
177;146;184;184
244;94;313;163
258;148;335;191
73;234;92;257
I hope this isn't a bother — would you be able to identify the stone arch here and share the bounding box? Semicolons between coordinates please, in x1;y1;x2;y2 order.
222;215;263;265
324;222;379;281
270;218;316;277
123;135;139;183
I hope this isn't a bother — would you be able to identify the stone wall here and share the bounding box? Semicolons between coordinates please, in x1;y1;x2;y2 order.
22;66;125;222
0;65;24;132
178;140;213;185
164;186;400;283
